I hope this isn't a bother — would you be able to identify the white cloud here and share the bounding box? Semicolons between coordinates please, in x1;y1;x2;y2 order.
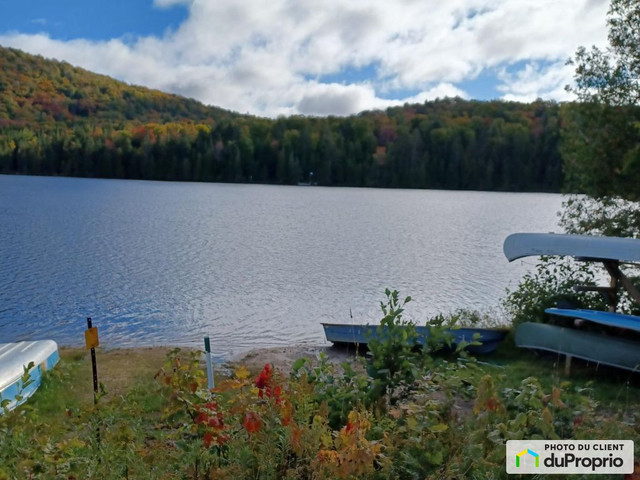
297;84;375;116
497;61;576;103
0;0;610;116
405;84;469;103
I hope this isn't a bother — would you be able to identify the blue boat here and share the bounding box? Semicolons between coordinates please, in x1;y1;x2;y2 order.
545;308;640;333
0;340;60;412
505;232;640;372
321;323;508;354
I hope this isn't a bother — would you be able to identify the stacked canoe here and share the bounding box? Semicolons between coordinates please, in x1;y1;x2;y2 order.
504;233;640;373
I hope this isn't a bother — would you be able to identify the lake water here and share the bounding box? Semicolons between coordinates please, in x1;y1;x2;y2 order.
0;175;563;360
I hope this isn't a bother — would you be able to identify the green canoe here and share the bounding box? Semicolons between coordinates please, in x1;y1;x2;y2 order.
515;322;640;373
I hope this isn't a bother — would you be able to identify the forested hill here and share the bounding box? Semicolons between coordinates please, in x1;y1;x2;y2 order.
0;45;563;191
0;47;234;127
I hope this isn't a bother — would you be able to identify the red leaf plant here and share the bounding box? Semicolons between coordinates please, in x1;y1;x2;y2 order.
194;400;229;448
242;411;263;434
254;363;282;404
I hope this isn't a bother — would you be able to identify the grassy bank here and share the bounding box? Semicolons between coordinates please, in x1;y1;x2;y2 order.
1;334;638;479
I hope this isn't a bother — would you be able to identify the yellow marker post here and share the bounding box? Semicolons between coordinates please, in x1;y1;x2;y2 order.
86;317;100;447
85;326;99;349
85;318;99;404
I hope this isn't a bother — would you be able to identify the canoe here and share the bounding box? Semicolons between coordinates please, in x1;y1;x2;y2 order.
503;233;640;263
503;232;640;372
0;340;60;412
545;308;640;333
321;323;508;354
515;322;640;372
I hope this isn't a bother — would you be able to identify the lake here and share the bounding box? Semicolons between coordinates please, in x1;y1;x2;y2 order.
0;175;563;360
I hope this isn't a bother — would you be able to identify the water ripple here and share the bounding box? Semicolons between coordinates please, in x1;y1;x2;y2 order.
0;176;563;356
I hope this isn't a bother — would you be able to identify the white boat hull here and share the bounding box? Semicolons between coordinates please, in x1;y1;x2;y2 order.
0;340;59;412
504;233;640;263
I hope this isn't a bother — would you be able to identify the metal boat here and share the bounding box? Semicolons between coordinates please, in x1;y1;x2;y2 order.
0;340;59;412
322;323;508;354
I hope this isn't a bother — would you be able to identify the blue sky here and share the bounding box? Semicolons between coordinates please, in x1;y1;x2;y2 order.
0;0;609;116
0;0;188;41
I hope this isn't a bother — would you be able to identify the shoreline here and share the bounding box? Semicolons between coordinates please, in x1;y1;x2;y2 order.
58;343;359;391
60;341;358;367
228;343;362;373
55;343;359;402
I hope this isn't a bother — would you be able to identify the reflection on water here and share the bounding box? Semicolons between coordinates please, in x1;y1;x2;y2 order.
0;175;562;359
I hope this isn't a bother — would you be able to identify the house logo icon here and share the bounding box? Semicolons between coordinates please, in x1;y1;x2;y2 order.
516;449;539;468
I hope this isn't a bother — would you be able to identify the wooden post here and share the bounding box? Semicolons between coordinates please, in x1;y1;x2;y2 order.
84;317;101;449
602;260;621;312
564;355;572;376
609;262;619;313
603;260;640;309
86;317;99;404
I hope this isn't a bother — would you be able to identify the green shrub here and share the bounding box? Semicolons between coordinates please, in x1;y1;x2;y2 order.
1;290;638;479
503;256;607;327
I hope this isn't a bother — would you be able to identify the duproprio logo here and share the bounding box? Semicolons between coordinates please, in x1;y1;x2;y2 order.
516;449;539;468
507;440;633;474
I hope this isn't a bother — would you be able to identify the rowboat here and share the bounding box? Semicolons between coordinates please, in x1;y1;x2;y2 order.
0;340;59;412
321;323;509;354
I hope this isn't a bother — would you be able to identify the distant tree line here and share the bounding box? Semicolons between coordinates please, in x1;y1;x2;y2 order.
0;44;634;193
0;98;567;191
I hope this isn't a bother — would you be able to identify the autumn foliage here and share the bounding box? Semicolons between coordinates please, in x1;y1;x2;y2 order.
0;45;578;193
0;333;639;479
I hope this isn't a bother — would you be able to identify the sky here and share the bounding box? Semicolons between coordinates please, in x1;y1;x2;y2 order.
0;0;610;117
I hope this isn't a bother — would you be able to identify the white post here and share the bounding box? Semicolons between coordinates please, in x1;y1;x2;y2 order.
204;336;214;389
